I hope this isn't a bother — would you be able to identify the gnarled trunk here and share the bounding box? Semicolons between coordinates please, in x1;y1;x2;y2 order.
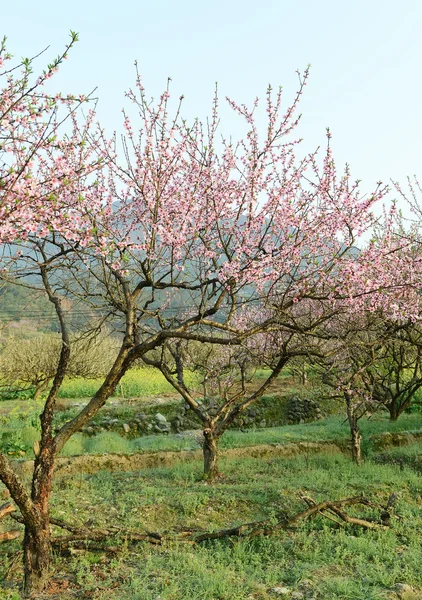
22;442;55;597
203;428;220;480
387;399;409;422
23;519;51;598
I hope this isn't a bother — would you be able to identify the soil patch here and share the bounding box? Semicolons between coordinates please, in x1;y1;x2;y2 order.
13;440;342;477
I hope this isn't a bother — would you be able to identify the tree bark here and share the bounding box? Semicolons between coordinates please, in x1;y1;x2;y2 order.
388;406;399;422
387;399;410;422
344;393;362;465
22;445;55;597
23;521;51;598
350;424;362;465
203;428;220;480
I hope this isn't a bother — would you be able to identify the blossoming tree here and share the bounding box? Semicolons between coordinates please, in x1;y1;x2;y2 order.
1;45;419;596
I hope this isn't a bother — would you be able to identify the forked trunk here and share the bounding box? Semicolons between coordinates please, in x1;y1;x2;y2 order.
387;401;401;422
203;428;220;480
23;519;51;598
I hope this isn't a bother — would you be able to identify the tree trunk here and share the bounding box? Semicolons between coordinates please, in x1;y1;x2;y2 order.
388;410;399;422
350;424;362;465
22;440;55;597
203;428;220;481
344;393;362;465
300;364;307;386
23;521;51;597
387;400;408;422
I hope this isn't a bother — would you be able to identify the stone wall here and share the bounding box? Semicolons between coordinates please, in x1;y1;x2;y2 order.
79;394;323;437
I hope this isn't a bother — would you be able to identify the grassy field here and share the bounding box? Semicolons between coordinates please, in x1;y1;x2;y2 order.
1;444;422;599
59;412;422;457
1;374;421;599
57;367;199;399
0;367;197;406
1;411;421;459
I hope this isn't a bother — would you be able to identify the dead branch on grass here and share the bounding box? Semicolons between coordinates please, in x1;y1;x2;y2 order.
1;493;393;553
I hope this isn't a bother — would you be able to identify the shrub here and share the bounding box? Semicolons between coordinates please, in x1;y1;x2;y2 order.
84;432;133;454
60;433;85;456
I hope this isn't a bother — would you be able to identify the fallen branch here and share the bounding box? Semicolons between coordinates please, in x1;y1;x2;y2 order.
288;494;370;525
2;493;390;551
0;502;15;520
327;506;380;530
0;529;21;542
0;502;21;544
189;494;386;543
52;529;162;547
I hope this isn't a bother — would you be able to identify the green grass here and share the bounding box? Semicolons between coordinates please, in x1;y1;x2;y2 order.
2;449;422;599
57;367;197;399
0;367;197;404
2;411;422;459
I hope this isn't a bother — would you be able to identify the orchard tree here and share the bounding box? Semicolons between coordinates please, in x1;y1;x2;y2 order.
0;332;119;401
367;321;422;420
318;316;383;465
0;47;419;596
143;308;325;479
0;35;113;597
320;313;422;428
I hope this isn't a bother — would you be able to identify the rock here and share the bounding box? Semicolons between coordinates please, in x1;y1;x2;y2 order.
291;593;305;600
157;423;170;432
298;579;313;590
394;584;415;593
155;413;167;424
271;587;291;596
122;423;130;433
392;583;422;600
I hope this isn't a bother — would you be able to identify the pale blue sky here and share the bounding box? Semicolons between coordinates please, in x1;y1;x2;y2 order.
2;0;422;198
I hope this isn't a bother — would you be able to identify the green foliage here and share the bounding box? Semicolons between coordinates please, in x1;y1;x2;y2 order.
0;386;34;401
1;409;421;459
60;433;85;457
84;432;134;455
408;387;422;413
56;367;197;399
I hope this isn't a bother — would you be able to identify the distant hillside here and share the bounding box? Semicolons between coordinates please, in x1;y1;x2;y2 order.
0;282;94;338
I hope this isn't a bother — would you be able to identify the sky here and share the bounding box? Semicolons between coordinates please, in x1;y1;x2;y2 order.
2;0;422;203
